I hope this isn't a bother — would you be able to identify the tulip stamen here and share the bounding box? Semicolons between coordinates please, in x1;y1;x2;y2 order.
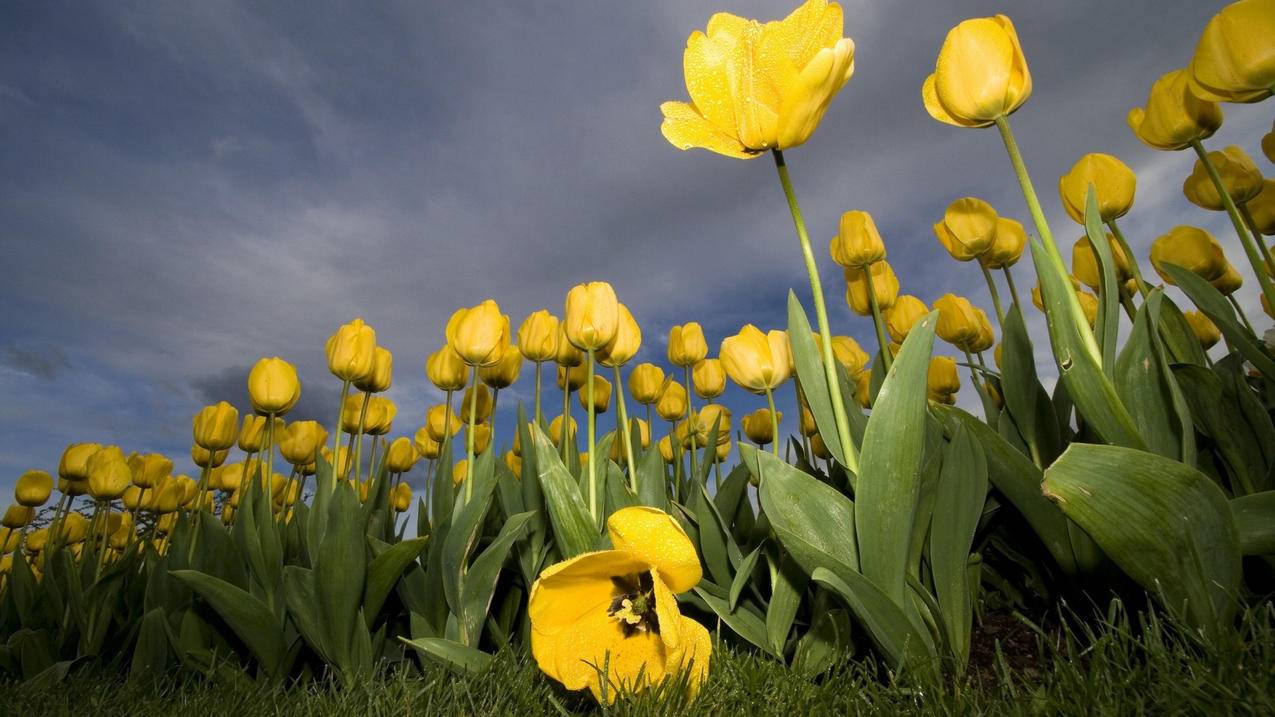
608;573;660;637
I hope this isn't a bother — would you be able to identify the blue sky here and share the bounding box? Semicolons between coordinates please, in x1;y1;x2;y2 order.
0;1;1271;498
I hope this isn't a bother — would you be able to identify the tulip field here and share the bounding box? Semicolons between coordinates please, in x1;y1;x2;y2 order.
4;1;1275;714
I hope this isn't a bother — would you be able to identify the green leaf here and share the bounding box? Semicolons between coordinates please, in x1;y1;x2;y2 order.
810;567;934;673
1043;444;1240;643
855;310;936;606
1160;262;1275;378
363;536;429;625
728;544;764;612
399;636;493;675
692;586;775;656
1000;305;1061;464
765;552;807;656
314;482;368;670
171;570;287;674
441;448;500;627
1231;492;1275;556
460;511;535;645
927;426;986;667
529;423;599;559
1083;185;1121;374
130;608;169;678
787;291;847;466
282;566;329;662
1115;296;1187;461
747;445;859;575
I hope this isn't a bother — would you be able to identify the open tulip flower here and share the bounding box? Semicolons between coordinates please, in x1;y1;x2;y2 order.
529;507;710;704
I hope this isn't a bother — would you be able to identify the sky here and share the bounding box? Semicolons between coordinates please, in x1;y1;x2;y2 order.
0;1;1271;499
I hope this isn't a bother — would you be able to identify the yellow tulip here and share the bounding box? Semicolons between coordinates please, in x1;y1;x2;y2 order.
130;453;173;490
1058;153;1137;225
628;363;666;405
656;381;689;421
426;344;470;392
658;435;676;465
1264;120;1275;163
1150;226;1228;284
451;460;469;487
504;449;522;477
844;261;899;316
1071;233;1132;290
720;325;792;393
58;442;101;482
968;309;996;354
668;323;708;367
691;358;726;400
557;364;588;393
981;217;1027;269
829;336;870;378
426;405;462;443
660;0;855;158
1183;145;1263;211
326;318;378;382
87;446;131;501
1210;263;1244;296
414;427;441;460
467;423;492;455
1076;290;1099;326
934;294;981;350
934;197;998;261
689;404;732;447
238;415;268;453
549;416;577;447
829;210;886;268
385;437;418;474
518;310;561;363
742;408;781;446
855;371;872;409
529;506;710;704
922;15;1031;128
365;397;397;436
191;444;228;469
598;303;642;368
247;357;300;415
390;482;413;512
799;400;817;437
885;295;929;344
15;470;53;507
478;346;523;389
1186;0;1275;103
446;301;510;368
927;356;961;404
279;421;326;467
458;385;492;425
564;282;620;352
1248;179;1275;235
354;347;393;394
192;401;238;451
554;325;584;367
1183;310;1222;350
578;375;613;414
2;504;33;530
1127;69;1222;151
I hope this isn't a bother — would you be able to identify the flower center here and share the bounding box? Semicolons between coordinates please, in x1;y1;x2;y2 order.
608;573;660;637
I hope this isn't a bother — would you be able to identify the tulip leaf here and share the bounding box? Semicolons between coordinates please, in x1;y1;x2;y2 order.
1151;293;1209;366
1030;238;1146;451
728;544;764;613
314;482;368;671
1115;295;1189;461
692;586;775;656
399;636;493;675
363;536;428;627
1043;443;1240;643
459;510;534;644
787;291;848;467
282;566;330;663
171;570;287;675
442;448;500;636
1231;492;1275;556
1083;186;1121;374
765;552;807;656
1160;262;1275;378
130;608;169;679
855;311;936;607
747;444;859;575
529;423;600;559
634;442;669;511
1173;364;1268;496
1000;304;1060;465
810;566;934;674
927;425;986;668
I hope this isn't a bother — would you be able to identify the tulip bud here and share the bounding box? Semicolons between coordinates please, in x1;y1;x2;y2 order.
658;435;675;465
426;345;470;392
87;446;131;501
191;444;229;469
248;357;301;415
564;282;620;352
414;427;441;460
478;346;523;389
554;325;584;367
391;482;413;512
693;404;732;445
59;442;101;481
631;418;651;450
1264;120;1275;164
691;358;726;400
720;325;792;394
467;423;493;455
885;296;929;344
829;336;870;378
326;318;378;382
1076;290;1099;326
353;347;393;394
446;301;510;367
1059;153;1137;225
130;453;173;490
1183;310;1222;350
549;415;577;447
810;433;831;460
1210;263;1243;296
829;210;886;268
597;303;642;368
844;261;899;316
1071;233;1133;291
26;527;49;551
934;197;998;261
922;15;1031;128
1127;69;1222;151
193;401;239;451
517;310;561;363
279;421;326;467
424;405;459;443
1248;180;1275;236
656;381;688;421
578;375;612;414
1183;146;1263;212
460;385;494;424
3;504;33;529
556;364;589;393
981;217;1028;269
504;450;522;477
742;408;781;446
668;323;708;367
1187;0;1275;103
1150;226;1228;284
238;415;268;452
855;371;873;409
452;459;469;487
341;393;369;434
969;309;996;354
15;470;53;507
628;363;665;405
927;356;961;404
799;400;817;437
365;397;397;436
385;436;418;473
934;294;981;351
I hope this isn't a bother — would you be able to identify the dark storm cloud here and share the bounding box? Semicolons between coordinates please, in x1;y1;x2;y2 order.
0;1;1269;488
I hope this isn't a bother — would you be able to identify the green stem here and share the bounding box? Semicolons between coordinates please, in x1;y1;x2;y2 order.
1190;139;1275;312
1240;203;1275;273
1118;289;1138;322
586;350;598;521
979;261;1006;327
265;411;277;495
353;393;371;483
533;362;543;428
1227;295;1257;335
561;383;571;465
464;374;478;505
613;365;637;491
1106;219;1151;299
773;149;859;474
863;265;894;372
684;366;698;481
765;388;780;457
1002;266;1025;313
331;380;351;482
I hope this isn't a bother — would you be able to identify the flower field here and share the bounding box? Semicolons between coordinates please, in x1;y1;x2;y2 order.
2;0;1275;712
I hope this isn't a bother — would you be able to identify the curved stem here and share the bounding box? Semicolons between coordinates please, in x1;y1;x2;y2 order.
979;261;1006;327
612;365;637;491
1190;139;1275;312
772;149;859;474
863;265;893;372
1106;219;1150;299
586;349;598;521
765;387;780;457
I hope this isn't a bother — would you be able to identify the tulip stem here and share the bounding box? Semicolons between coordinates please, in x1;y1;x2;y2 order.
978;262;1006;327
863;266;894;373
772;150;859;474
612;365;637;492
586;349;598;522
533;362;543;428
464;376;478;505
1001;266;1024;313
265;412;276;497
1239;203;1275;273
561;385;572;465
331;380;351;485
1118;289;1138;322
684;366;699;481
1106;220;1150;299
963;350;995;422
765;388;780;457
353;393;371;484
995;116;1103;365
1227;295;1257;335
1190;139;1275;312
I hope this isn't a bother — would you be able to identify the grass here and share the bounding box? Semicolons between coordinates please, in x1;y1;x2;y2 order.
3;604;1274;716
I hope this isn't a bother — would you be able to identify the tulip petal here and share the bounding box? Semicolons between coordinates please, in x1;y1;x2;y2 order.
933;18;1014;125
922;74;985;128
660;101;758;159
668;615;713;700
777;38;855;149
606;507;702;593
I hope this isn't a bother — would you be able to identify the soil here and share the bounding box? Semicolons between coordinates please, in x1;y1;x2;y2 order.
967;611;1047;687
